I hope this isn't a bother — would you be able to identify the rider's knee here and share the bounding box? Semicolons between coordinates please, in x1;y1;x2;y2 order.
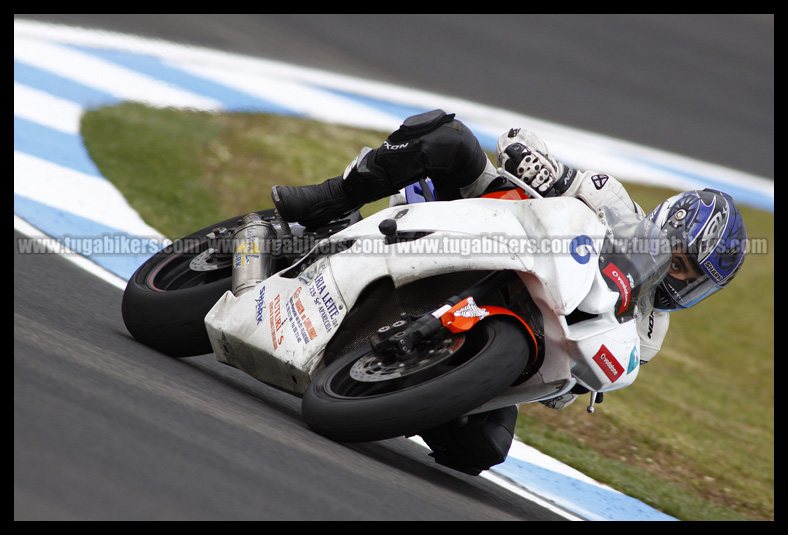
418;405;518;475
374;109;489;198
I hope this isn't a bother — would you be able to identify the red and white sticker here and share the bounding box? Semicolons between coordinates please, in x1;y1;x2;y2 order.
592;344;624;383
602;262;631;315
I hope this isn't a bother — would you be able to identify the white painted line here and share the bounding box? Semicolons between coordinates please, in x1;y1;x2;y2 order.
14;82;83;134
14;214;128;291
173;59;404;131
14;151;166;240
14;35;222;111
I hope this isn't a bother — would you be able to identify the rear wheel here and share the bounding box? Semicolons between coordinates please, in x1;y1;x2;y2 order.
121;210;276;357
301;316;531;442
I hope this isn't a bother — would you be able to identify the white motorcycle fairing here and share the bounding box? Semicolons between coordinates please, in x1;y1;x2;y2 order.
204;197;645;409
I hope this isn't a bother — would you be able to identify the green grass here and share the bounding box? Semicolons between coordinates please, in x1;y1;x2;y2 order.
81;102;774;520
81;102;390;238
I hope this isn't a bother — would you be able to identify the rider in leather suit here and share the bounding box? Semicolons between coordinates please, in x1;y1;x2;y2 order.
272;109;748;476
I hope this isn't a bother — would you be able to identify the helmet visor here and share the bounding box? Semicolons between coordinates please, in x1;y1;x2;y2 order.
657;250;720;310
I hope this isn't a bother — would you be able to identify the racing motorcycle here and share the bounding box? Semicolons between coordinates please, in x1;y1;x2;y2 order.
121;176;670;443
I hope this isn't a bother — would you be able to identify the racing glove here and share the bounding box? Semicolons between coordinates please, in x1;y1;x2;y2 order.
496;128;564;195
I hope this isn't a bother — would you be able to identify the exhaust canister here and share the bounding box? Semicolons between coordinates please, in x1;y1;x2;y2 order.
231;213;276;296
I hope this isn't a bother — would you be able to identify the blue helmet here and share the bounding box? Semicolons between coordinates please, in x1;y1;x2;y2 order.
646;189;747;311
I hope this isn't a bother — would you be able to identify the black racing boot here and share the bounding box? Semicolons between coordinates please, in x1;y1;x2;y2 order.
272;175;358;228
272;147;399;228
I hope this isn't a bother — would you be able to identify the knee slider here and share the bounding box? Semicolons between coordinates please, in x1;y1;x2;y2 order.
388;109;456;144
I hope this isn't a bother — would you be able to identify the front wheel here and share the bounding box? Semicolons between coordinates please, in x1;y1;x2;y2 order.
301;316;531;443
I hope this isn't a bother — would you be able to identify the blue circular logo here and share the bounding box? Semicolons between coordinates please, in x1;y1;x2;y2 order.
570;235;597;264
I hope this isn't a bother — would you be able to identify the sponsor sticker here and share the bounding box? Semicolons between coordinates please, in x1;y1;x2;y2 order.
234;232;261;267
308;271;341;334
627;345;639;374
453;297;489;319
593;344;624;383
255;286;266;325
602;262;631;314
287;287;318;344
268;294;285;350
570;235;597;264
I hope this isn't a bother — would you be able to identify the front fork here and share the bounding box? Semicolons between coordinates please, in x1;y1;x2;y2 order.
370;271;537;362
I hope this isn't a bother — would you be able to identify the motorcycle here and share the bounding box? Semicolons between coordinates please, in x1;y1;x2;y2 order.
122;175;670;443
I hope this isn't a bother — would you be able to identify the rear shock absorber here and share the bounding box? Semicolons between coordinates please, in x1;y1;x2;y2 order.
231;213;276;296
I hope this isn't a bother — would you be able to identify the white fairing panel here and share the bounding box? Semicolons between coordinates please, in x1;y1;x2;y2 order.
205;256;347;394
205;197;618;396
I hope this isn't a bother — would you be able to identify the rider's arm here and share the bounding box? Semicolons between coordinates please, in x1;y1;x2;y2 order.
561;169;645;216
637;309;670;363
497;128;672;378
495;128;644;216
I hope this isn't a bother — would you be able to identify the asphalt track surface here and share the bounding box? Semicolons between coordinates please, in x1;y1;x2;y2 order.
14;15;773;520
15;234;561;520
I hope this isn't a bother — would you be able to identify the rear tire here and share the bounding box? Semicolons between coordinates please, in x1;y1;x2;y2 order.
121;210;275;357
301;316;531;442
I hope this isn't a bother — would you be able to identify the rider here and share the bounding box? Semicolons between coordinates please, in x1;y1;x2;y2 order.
272;109;748;475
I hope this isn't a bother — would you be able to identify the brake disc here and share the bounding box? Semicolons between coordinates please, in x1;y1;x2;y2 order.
349;335;465;382
189;248;232;271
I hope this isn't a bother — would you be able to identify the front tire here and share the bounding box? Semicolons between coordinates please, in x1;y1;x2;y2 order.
301;316;531;443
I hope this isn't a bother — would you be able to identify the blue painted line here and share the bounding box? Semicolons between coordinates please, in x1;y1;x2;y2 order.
14;193;162;280
496;456;677;521
67;44;296;115
14;116;104;177
14;59;121;109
